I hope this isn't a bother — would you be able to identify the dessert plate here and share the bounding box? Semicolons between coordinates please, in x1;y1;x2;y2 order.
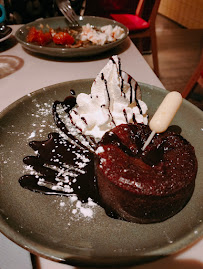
15;16;128;57
0;79;203;267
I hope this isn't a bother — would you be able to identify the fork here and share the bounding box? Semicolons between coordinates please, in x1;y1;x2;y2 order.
56;0;79;26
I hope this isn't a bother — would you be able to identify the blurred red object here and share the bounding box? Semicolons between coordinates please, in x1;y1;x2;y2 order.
53;32;75;45
111;0;161;77
111;13;149;31
26;27;52;46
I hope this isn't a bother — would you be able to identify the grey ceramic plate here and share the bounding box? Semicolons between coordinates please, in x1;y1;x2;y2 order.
15;16;128;57
0;80;203;267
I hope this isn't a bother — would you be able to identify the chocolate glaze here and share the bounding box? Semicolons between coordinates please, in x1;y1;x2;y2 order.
95;124;197;223
97;123;197;193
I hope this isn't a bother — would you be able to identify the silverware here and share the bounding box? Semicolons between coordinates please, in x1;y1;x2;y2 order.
56;0;79;26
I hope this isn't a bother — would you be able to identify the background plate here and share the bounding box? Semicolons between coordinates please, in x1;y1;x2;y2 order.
15;16;128;57
0;79;203;267
0;26;13;42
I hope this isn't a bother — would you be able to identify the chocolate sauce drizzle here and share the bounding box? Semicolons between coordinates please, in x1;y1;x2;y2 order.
19;59;145;209
110;56;124;97
101;72;116;127
109;56;142;113
52;97;96;153
19;132;96;202
19;92;100;203
128;76;142;114
100;57;144;127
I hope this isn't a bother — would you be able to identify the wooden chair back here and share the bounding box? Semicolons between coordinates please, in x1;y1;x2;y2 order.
136;0;161;27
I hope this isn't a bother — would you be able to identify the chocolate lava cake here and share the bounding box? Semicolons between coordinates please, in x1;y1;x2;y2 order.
95;123;197;223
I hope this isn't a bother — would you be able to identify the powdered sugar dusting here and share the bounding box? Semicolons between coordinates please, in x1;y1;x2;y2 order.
60;196;97;219
16;98;98;220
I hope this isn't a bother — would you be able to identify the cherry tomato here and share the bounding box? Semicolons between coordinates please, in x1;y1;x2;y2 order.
26;27;38;43
36;30;52;46
26;27;52;45
53;32;75;45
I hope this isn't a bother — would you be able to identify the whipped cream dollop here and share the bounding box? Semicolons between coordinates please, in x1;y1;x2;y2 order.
69;55;148;140
80;24;125;45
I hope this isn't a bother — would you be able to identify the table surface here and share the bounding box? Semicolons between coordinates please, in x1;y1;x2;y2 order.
0;24;203;269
